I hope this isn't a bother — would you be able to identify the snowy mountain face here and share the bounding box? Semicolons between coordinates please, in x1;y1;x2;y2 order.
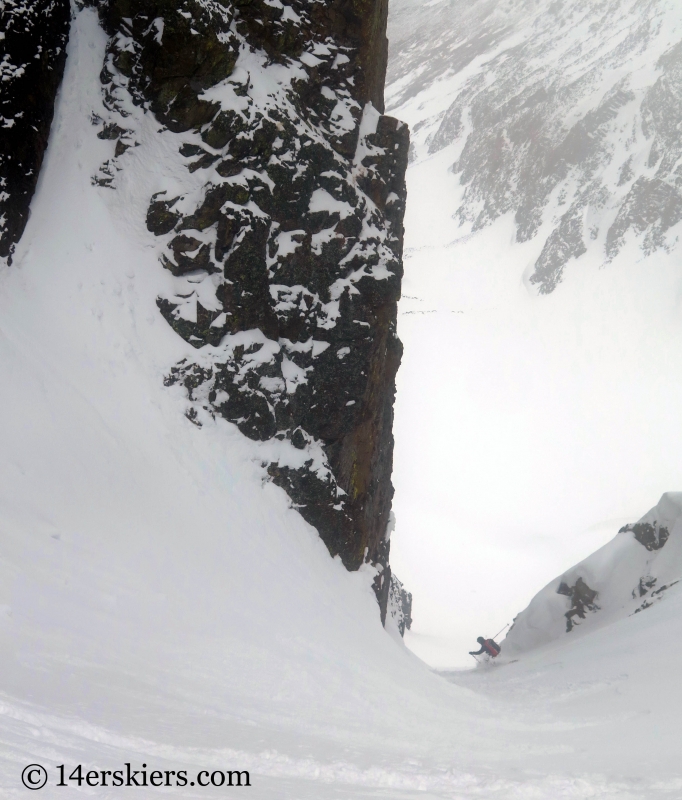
0;0;70;260
388;0;682;293
5;2;682;796
1;0;410;621
89;0;408;614
503;493;682;655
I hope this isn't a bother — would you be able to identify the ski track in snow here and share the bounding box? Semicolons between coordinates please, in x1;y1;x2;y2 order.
0;3;681;798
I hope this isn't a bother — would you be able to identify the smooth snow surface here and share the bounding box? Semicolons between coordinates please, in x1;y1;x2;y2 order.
386;0;682;668
2;5;682;799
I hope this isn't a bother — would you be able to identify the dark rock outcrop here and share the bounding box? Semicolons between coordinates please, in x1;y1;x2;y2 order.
89;0;409;623
557;577;599;633
0;0;70;261
388;573;412;636
619;520;670;552
633;579;679;614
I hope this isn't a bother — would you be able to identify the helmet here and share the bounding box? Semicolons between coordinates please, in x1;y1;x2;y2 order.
477;637;485;643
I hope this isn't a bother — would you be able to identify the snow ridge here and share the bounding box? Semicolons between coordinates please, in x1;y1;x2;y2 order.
504;493;682;655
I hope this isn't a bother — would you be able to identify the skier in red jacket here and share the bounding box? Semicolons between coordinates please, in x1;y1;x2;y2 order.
469;637;501;658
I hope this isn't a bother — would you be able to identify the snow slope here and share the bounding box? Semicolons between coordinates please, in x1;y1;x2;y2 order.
3;4;682;799
444;579;682;795
386;0;682;667
504;492;682;654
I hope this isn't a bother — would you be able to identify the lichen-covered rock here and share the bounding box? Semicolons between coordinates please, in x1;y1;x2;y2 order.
89;0;409;623
0;0;70;261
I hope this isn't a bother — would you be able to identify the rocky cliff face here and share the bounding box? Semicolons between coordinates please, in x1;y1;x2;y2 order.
1;0;408;624
0;0;70;261
80;0;408;621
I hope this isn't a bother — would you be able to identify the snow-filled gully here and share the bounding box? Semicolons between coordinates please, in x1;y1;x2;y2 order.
2;3;682;799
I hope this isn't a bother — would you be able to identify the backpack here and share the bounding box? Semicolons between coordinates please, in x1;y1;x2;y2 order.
483;639;500;657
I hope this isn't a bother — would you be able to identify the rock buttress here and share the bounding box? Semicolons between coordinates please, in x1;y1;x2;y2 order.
90;0;409;623
0;0;71;261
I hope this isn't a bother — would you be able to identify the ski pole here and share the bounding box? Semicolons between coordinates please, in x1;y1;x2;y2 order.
492;623;510;640
469;653;480;664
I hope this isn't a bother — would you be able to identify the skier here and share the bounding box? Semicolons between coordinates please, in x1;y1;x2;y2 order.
469;636;501;658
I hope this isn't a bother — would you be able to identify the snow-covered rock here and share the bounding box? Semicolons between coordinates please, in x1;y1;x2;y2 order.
388;571;413;636
2;0;411;621
84;0;409;615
